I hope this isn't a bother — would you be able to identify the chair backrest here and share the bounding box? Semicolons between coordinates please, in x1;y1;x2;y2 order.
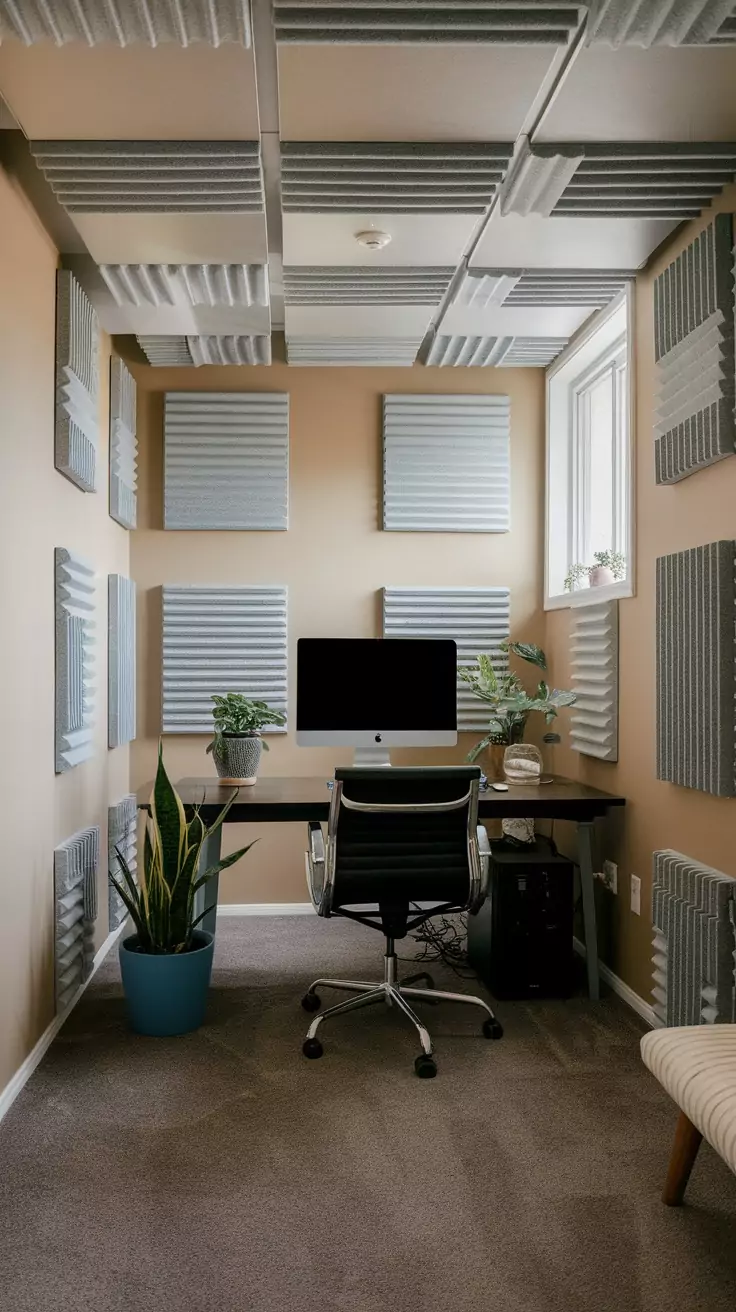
326;767;482;921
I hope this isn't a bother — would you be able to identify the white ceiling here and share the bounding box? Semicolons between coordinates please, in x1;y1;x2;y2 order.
1;1;736;367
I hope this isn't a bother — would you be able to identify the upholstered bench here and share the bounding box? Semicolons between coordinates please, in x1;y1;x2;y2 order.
641;1025;736;1205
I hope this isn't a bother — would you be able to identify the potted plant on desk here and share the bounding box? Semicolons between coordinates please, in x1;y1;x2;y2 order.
460;641;576;776
110;744;253;1037
206;692;286;785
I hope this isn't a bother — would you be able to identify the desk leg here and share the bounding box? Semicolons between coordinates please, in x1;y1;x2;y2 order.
577;821;600;1002
197;827;223;937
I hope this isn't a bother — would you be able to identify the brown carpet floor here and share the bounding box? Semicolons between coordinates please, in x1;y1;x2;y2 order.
1;917;735;1312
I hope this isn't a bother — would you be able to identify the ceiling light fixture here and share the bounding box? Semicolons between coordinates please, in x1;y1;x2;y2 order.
355;229;392;250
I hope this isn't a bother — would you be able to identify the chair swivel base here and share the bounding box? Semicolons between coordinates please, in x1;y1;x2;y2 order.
300;951;503;1078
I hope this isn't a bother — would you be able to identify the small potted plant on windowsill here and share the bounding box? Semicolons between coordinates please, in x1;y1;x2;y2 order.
110;744;254;1037
206;692;286;785
564;550;626;592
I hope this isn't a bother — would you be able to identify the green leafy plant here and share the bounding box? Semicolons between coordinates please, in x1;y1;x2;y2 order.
459;640;576;762
109;743;254;954
205;693;286;757
564;550;627;592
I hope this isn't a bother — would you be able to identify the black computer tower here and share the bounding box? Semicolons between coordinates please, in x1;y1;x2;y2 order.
467;838;574;999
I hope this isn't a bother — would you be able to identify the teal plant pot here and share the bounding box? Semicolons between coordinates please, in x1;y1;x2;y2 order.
119;930;215;1037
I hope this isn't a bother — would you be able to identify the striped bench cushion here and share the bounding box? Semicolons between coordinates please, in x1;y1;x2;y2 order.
641;1026;736;1174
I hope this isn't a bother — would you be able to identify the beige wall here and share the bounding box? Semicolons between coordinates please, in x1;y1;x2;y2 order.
0;165;130;1093
545;187;736;1002
128;362;546;903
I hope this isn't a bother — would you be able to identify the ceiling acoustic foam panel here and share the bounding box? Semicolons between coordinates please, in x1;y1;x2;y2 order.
109;358;138;529
654;213;735;483
456;268;634;308
383;587;510;731
656;540;736;797
164;392;289;529
273;1;581;44
30;141;264;213
283;267;455;305
586;0;736;47
137;334;271;365
426;335;568;367
54;826;99;1013
0;0;252;46
55;549;96;774
100;263;269;309
286;337;422;365
280;142;513;213
382;394;510;532
502;142;736;219
161;585;288;733
55;270;99;493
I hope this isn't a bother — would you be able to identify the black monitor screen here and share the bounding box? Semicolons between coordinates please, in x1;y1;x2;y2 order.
296;638;457;731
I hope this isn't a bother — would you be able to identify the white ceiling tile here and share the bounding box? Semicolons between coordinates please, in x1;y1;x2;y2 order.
471;211;677;270
439;304;593;339
285;305;433;336
0;42;258;138
282;212;476;266
537;47;736;141
277;45;561;140
0;1;252;46
70;213;268;265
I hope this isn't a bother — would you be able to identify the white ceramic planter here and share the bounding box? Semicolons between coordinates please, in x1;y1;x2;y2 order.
589;565;615;588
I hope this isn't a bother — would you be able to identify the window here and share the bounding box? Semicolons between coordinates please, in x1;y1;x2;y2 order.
545;291;633;609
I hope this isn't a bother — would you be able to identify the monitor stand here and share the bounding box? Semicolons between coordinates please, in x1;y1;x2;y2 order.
353;745;392;768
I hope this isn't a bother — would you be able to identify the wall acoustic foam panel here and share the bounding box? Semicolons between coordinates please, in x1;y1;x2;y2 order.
383;394;510;531
55;548;96;773
108;795;138;933
383;587;510;731
656;541;736;797
108;575;136;748
653;213;735;483
0;1;252;46
109;357;137;529
652;850;736;1029
55;270;99;493
569;600;619;761
162;585;288;733
54;826;99;1013
164;392;288;529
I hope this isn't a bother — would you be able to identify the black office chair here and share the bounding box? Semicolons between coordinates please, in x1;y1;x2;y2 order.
302;767;503;1078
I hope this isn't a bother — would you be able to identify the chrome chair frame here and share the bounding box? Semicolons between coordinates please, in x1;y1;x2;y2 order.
302;777;501;1075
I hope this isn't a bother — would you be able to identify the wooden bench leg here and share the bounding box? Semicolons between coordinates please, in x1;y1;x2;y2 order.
662;1111;703;1206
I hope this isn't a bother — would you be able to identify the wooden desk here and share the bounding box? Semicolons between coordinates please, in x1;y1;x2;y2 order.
137;775;625;1001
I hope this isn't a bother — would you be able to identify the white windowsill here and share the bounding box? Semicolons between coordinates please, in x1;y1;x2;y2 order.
545;578;634;611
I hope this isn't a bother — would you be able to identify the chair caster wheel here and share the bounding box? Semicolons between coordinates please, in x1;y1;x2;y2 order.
302;1037;324;1060
414;1054;437;1079
483;1018;504;1040
301;992;321;1012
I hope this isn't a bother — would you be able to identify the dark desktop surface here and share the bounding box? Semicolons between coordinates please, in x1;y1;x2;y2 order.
137;774;625;822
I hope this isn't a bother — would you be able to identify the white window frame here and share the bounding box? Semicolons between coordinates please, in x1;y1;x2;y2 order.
544;288;635;611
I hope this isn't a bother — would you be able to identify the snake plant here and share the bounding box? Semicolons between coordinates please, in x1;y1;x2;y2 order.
110;743;253;953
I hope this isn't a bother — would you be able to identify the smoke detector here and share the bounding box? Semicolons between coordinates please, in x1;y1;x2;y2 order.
355;229;392;250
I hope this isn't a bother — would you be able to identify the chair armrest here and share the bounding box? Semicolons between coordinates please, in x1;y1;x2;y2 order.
469;824;491;912
305;822;331;915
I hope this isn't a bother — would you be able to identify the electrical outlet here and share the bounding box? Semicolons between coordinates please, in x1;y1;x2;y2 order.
603;860;618;894
630;874;641;915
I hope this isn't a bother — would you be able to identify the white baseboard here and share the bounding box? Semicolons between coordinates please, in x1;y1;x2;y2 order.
218;902;316;916
573;937;656;1027
0;920;128;1126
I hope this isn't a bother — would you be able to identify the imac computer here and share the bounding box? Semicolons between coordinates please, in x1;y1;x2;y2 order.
296;637;457;766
